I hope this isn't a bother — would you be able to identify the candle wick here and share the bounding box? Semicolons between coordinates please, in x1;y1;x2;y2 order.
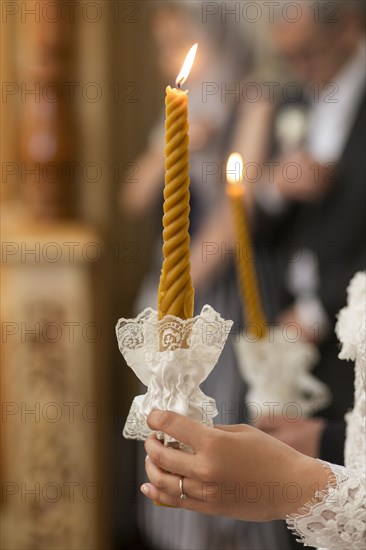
177;77;184;89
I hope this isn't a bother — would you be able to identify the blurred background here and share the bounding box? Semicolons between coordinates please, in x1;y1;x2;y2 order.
1;1;365;549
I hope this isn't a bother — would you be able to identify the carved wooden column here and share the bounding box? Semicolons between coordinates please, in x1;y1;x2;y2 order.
19;3;75;219
1;3;105;547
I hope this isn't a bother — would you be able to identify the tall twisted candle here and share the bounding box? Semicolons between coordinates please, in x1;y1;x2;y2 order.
157;48;197;321
226;154;266;338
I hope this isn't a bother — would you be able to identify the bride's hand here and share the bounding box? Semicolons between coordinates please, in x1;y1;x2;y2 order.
141;410;330;521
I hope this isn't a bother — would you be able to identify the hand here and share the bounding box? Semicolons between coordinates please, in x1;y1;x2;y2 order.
141;410;330;521
273;151;337;202
256;416;326;458
278;307;329;344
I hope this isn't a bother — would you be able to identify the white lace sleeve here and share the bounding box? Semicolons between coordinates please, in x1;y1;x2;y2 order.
287;461;366;549
286;272;366;549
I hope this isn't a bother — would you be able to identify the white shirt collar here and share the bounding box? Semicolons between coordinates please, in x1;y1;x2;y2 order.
307;37;366;163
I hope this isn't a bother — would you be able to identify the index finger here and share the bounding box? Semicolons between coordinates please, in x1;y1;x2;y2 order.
147;409;209;449
145;435;196;478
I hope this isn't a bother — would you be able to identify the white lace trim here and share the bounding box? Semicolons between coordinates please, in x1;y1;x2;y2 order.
233;328;331;415
116;305;233;445
286;460;366;550
286;273;366;549
336;272;366;362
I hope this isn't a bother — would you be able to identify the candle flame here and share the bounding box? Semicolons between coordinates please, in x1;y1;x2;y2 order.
226;153;243;184
176;43;198;87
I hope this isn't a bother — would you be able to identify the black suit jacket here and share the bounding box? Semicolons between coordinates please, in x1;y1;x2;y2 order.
253;92;365;550
253;92;366;457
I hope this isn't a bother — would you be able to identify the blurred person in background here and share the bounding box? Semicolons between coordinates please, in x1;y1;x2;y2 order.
252;0;365;463
122;2;294;549
231;2;365;548
121;1;365;549
122;1;251;307
146;1;365;548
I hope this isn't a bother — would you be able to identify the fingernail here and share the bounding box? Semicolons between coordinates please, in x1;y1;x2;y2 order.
145;455;149;463
141;484;150;495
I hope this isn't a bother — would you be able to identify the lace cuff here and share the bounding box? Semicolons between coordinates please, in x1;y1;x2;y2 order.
286;460;366;549
116;305;232;445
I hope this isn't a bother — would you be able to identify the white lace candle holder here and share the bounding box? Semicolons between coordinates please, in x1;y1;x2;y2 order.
233;327;331;418
116;305;233;447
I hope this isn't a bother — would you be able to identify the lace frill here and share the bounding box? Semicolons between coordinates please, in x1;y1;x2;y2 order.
234;328;330;416
287;461;366;549
286;272;366;549
116;305;233;445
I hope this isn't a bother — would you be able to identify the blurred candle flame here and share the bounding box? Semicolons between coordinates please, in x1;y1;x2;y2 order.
226;153;244;185
176;43;198;87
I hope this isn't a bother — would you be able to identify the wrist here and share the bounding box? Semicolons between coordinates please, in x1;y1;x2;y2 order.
281;455;330;518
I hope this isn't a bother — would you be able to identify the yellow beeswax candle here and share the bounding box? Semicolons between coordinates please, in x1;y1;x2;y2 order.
157;44;198;321
226;153;266;338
